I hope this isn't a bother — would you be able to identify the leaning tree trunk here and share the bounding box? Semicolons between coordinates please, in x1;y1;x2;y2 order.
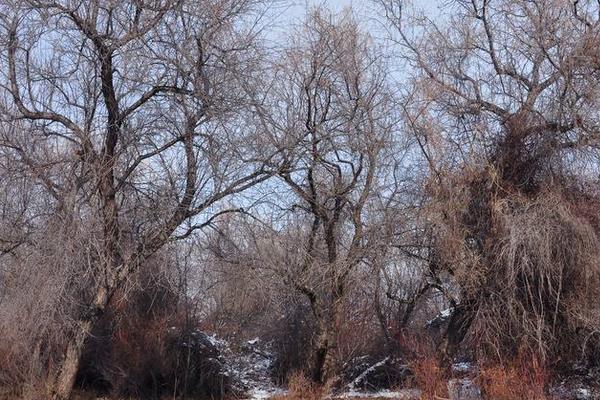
50;285;112;400
51;321;92;400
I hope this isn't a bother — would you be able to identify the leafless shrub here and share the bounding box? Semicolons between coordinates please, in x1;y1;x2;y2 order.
471;190;600;362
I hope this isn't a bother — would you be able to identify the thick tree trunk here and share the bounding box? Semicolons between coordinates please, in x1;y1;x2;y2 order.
50;285;111;399
440;297;479;367
311;295;343;384
321;337;337;384
311;328;329;383
311;327;338;384
51;321;92;400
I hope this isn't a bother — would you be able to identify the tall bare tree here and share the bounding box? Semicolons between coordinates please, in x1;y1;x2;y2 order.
379;0;600;363
0;0;277;397
249;8;401;383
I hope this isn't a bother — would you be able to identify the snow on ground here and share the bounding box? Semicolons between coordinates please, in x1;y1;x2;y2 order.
224;337;286;399
215;334;435;400
247;387;287;399
347;357;390;391
336;389;421;399
245;388;421;400
451;361;474;373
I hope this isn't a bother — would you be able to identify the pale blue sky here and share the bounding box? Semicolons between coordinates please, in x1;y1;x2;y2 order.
266;0;446;44
284;0;445;19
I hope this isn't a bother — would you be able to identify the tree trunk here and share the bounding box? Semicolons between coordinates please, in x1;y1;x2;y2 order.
50;320;92;400
440;297;478;367
311;328;329;383
320;336;337;384
50;285;111;400
311;328;338;384
311;296;342;384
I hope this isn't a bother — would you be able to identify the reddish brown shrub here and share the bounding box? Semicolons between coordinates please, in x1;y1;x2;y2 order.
271;372;324;400
409;357;447;400
478;352;549;400
76;267;232;399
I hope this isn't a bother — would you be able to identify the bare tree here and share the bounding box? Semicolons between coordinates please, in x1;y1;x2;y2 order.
0;0;277;397
379;0;600;364
248;8;401;383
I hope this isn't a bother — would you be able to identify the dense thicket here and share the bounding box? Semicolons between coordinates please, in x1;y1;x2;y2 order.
0;0;599;399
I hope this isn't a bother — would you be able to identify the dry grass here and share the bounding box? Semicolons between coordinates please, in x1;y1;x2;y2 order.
270;372;325;400
270;372;418;400
479;367;545;400
409;357;448;400
478;355;549;400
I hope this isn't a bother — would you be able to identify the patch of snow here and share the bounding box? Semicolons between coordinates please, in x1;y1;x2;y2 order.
247;388;286;399
575;387;592;399
206;333;228;349
440;308;452;318
452;361;474;373
427;307;454;326
448;378;482;400
343;355;369;368
224;336;280;398
347;357;390;390
337;389;421;399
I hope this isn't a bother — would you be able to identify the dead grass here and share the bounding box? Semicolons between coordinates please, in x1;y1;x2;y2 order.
270;372;418;400
478;354;549;400
409;357;448;400
270;372;324;400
